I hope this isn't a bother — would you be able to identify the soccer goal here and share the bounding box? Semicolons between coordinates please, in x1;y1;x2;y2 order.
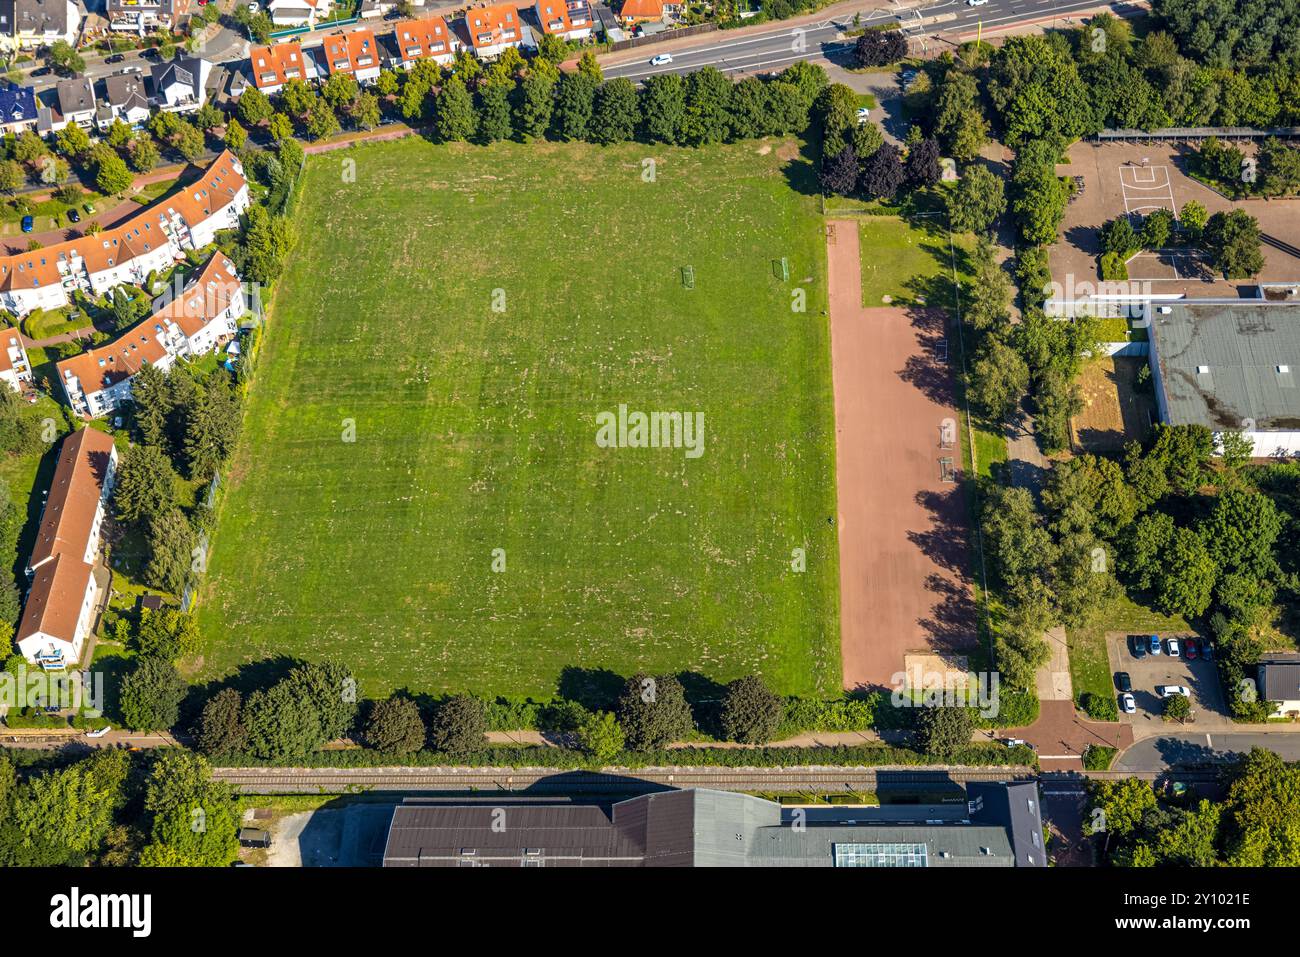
681;265;695;289
773;257;790;281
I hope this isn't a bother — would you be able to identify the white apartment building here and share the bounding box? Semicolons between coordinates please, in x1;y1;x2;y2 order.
0;149;249;317
0;331;32;392
57;254;246;418
17;427;118;670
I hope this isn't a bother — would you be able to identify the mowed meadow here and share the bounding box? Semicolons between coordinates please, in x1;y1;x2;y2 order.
195;136;840;699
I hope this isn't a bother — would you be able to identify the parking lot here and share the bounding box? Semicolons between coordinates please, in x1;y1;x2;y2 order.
1105;632;1234;732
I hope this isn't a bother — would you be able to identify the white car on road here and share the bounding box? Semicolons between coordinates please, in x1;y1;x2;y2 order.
649;54;673;67
966;0;988;6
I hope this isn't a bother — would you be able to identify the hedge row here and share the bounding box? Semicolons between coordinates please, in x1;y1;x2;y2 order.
213;742;1037;770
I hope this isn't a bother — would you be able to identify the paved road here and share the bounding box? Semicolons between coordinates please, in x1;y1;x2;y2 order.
1114;732;1300;772
604;0;1143;81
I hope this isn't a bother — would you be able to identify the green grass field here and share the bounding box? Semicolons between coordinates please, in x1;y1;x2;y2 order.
858;216;975;307
195;137;840;700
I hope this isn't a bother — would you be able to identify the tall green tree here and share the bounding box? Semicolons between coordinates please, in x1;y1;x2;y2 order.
591;78;639;145
477;81;512;143
435;74;476;142
114;443;177;525
615;673;695;750
120;656;187;731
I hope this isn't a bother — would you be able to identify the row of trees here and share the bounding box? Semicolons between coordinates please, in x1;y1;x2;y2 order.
193;669;791;762
1193;135;1300;199
984;17;1300;145
1099;204;1264;280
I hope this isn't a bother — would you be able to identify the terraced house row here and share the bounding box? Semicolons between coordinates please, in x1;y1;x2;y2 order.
0;149;249;318
248;1;594;92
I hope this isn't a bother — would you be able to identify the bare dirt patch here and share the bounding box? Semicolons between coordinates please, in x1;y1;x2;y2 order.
1071;356;1156;453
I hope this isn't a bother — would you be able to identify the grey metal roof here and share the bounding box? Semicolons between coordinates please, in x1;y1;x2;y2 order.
151;54;203;99
967;780;1046;868
1098;127;1300;141
746;825;1014;867
381;784;1040;868
1149;300;1300;431
1259;660;1300;702
0;0;71;35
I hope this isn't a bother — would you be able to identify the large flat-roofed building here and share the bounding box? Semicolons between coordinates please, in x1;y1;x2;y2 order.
1145;298;1300;458
381;782;1045;868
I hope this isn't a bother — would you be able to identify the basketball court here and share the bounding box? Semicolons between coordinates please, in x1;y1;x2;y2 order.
825;220;977;693
1054;141;1300;297
1117;161;1178;219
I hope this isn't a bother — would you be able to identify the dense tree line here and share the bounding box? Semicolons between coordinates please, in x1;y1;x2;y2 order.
1151;0;1300;71
0;747;237;867
116;358;242;600
1092;748;1300;866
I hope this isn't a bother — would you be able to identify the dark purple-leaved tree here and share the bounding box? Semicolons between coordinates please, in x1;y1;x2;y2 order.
853;30;908;68
861;143;906;200
819;144;860;196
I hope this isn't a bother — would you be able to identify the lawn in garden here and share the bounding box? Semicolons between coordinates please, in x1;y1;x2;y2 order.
195;136;840;701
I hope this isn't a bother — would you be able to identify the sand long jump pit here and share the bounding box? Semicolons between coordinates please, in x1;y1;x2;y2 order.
825;221;978;692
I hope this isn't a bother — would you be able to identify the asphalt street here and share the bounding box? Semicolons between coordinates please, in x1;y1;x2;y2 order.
1114;732;1300;772
604;0;1143;81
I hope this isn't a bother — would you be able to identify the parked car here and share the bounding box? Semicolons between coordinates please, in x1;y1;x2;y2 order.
67;208;79;223
1129;634;1146;658
20;215;33;233
119;65;142;75
30;66;50;77
141;48;160;60
1115;672;1132;693
1202;640;1214;662
1147;634;1162;656
1184;637;1199;660
85;726;111;738
1002;737;1026;748
649;53;673;66
105;54;125;65
1166;637;1181;658
967;0;988;6
84;202;95;214
1156;685;1190;698
1120;692;1136;714
856;106;871;123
